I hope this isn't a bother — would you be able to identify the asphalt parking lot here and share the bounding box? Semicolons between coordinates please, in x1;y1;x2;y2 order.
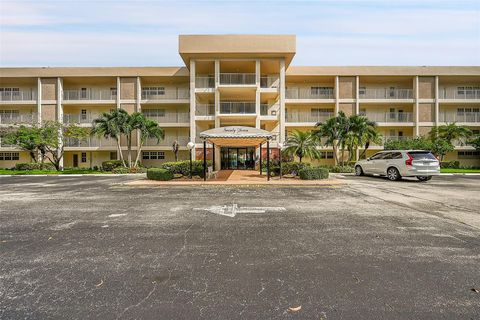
1;174;479;319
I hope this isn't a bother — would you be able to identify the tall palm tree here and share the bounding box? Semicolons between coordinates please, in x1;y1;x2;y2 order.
430;123;472;146
133;116;164;167
283;130;321;163
347;115;381;161
359;125;382;159
313;111;349;165
91;110;127;166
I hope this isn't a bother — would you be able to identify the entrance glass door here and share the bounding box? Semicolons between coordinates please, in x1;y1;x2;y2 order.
221;147;255;170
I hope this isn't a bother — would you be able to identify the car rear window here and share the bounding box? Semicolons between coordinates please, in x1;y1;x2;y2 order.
408;151;437;160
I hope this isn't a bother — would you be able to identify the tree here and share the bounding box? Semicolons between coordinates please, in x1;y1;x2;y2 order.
429;123;472;145
133;116;164;167
344;115;380;162
91;110;128;167
468;134;480;151
172;140;179;162
283;130;321;163
1;125;42;162
383;136;453;161
314;111;349;165
430;138;454;161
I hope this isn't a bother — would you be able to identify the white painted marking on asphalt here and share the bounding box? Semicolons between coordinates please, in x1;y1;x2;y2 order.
194;204;286;218
108;213;127;218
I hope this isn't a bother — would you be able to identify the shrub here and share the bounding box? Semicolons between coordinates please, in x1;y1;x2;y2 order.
112;167;130;174
326;165;355;173
281;162;311;176
299;167;329;180
102;160;124;171
159;160;212;177
440;161;460;169
147;168;173;181
14;163;55;171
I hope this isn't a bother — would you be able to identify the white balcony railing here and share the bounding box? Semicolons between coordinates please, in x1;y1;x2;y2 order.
141;88;189;100
361;112;413;123
359;88;413;100
0;113;37;124
0;90;37;102
220;102;256;114
195;103;215;116
145;135;189;147
440;88;480;100
286;88;334;99
439;112;480;123
286;111;334;123
144;112;190;123
64;137;117;148
63;113;101;124
195;76;215;88
369;136;409;146
260;76;279;88
63;89;116;101
219;73;255;85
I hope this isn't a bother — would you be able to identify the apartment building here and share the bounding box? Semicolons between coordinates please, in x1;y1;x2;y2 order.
1;35;479;169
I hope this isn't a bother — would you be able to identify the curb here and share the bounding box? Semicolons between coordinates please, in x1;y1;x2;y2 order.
0;173;146;177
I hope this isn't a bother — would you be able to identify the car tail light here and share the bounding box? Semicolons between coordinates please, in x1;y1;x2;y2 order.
405;153;414;166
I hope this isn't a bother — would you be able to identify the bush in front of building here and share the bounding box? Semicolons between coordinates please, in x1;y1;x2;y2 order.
147;168;174;181
14;163;55;171
101;160;124;171
440;161;460;169
112;166;146;174
298;167;329;180
325;165;355;173
159;160;212;177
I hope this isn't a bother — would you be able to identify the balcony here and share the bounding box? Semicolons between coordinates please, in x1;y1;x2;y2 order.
359;88;413;100
439;112;480;123
63;113;102;124
0;90;37;102
0;113;37;125
141;88;189;100
195;76;215;88
64;137;116;148
145;135;189;147
196;103;215;116
219;73;255;85
143;112;190;124
63;89;116;101
440;88;480;100
286;88;334;100
286;111;334;123
219;102;256;115
360;112;413;123
260;76;279;88
370;136;409;146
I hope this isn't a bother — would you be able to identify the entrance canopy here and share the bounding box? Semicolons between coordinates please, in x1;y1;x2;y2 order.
200;126;272;147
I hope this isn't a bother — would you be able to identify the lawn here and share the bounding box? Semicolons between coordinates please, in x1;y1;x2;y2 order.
0;168;106;175
440;168;480;173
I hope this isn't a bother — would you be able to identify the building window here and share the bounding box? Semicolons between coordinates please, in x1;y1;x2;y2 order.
359;87;366;95
458;151;480;159
457;86;480;96
110;87;117;97
311;108;334;116
0;152;20;161
81;152;87;163
110;152;117;160
320;151;334;159
310;86;333;96
81;109;87;120
143;87;165;96
0;88;20;97
80;88;87;99
142;151;165;160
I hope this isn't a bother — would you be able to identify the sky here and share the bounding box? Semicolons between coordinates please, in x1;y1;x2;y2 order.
0;0;479;67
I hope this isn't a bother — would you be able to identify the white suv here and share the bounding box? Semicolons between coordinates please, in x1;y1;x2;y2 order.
354;150;440;181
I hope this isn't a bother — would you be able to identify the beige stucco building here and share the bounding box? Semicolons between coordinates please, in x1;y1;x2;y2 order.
1;35;479;169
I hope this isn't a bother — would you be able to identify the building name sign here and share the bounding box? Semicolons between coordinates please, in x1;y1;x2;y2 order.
223;127;250;135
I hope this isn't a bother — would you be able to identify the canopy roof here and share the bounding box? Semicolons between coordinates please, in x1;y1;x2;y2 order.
199;126;272;147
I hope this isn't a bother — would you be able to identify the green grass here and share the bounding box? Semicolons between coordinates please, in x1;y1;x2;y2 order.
0;168;106;175
440;168;480;173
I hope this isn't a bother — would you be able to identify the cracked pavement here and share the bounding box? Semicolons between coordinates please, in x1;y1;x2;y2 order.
0;175;479;319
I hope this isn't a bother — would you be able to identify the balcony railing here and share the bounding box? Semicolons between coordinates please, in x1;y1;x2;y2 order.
359;88;413;100
0;113;37;124
0;90;37;102
63;113;100;124
440;88;480;100
219;73;255;85
260;76;279;88
196;103;215;116
286;88;334;99
286;111;334;123
195;76;215;88
360;112;413;123
64;137;116;148
145;135;189;147
439;112;480;123
144;112;190;123
220;102;256;114
369;136;409;146
141;88;189;100
63;89;116;101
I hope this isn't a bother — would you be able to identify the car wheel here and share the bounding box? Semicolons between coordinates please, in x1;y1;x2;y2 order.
416;176;432;182
387;167;401;181
355;165;364;176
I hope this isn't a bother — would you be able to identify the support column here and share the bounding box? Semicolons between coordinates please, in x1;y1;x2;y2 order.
334;76;339;116
434;76;439;126
259;143;262;175
57;77;64;170
116;76;121;109
136;76;141;112
414;76;419;136
189;60;196;158
255;59;261;128
279;59;286;143
355;76;360;115
212;143;215;171
266;140;270;181
203;140;207;181
214;59;220;128
37;78;42;125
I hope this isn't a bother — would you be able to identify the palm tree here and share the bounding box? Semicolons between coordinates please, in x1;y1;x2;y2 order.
133;116;164;167
430;123;472;146
359;125;382;160
347;115;381;161
313;111;349;165
91;110;127;167
283;130;321;163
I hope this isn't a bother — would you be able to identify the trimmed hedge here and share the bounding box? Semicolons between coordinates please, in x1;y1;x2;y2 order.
102;160;124;171
261;161;311;176
440;161;460;169
14;163;55;171
326;165;355;173
159;160;212;177
299;167;329;180
147;168;173;181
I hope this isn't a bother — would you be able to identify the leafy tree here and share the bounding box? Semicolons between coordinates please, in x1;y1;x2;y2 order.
92;109;128;167
283;130;321;163
383;136;453;161
430;138;454;161
468;134;480;151
133;116;164;167
429;123;472;145
1;125;42;162
314;111;349;164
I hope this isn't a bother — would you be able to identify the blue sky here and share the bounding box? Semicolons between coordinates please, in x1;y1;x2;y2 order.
0;0;479;67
